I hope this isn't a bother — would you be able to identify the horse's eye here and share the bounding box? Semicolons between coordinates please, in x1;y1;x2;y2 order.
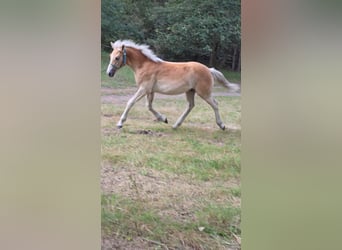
115;56;120;61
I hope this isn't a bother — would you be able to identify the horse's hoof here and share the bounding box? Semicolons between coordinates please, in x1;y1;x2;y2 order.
164;118;168;124
117;125;123;129
221;125;226;130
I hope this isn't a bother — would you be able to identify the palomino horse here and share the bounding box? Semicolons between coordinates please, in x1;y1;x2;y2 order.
106;40;239;130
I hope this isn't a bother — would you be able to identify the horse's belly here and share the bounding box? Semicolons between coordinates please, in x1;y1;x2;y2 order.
153;81;192;95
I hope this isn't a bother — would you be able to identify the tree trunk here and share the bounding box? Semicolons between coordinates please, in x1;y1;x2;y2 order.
237;47;241;72
209;42;219;67
232;46;237;71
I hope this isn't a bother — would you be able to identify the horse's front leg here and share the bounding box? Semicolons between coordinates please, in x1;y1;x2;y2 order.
117;87;147;128
146;92;168;123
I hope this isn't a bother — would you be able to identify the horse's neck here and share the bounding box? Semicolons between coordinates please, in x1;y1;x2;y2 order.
126;48;149;72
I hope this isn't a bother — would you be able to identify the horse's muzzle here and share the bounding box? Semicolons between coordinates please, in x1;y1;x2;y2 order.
108;69;116;77
107;64;117;77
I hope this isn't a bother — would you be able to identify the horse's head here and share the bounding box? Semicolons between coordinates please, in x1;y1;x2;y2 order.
106;43;127;77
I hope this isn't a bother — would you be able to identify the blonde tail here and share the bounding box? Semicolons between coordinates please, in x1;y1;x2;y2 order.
209;68;240;92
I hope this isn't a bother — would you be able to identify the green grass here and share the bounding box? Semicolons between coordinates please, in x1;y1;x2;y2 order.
102;193;241;249
231;187;242;198
196;203;241;236
102;96;241;181
103;133;240;181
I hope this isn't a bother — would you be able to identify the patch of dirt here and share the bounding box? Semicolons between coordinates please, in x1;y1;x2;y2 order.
101;128;168;137
101;94;132;105
102;127;121;136
134;129;164;136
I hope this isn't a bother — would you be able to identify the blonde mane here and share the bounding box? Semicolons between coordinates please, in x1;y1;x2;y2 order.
111;40;163;63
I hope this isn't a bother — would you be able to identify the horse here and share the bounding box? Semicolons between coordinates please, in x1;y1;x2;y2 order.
106;40;239;130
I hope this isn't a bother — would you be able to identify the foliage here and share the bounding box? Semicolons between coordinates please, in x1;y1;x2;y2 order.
102;0;240;70
148;0;240;66
101;0;148;47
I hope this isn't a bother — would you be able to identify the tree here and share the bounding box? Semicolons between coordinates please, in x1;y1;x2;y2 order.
101;0;145;50
101;0;241;70
148;0;240;69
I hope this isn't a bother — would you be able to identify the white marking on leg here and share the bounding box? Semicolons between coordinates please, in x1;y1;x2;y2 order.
117;87;147;128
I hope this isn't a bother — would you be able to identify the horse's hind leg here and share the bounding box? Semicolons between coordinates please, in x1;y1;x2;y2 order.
146;92;168;123
200;95;226;130
172;89;195;129
117;87;146;128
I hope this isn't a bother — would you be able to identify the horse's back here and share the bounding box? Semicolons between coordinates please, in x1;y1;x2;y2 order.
162;60;209;72
158;61;212;81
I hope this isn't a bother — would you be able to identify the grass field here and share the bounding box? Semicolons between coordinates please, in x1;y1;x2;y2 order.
101;51;241;249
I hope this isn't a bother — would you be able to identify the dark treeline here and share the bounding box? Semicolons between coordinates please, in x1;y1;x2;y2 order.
102;0;240;71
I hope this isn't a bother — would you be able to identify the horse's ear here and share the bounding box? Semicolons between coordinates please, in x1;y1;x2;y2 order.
110;42;115;48
121;44;125;51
